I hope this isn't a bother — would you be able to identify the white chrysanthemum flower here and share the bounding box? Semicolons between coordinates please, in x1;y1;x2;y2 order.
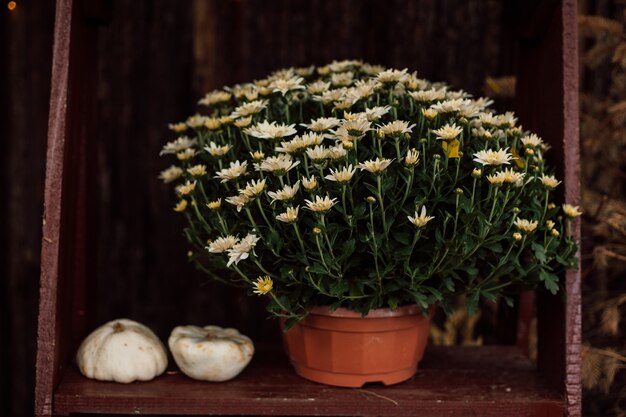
333;118;372;141
307;80;331;95
471;126;494;140
422;108;438;119
444;89;471;100
302;117;341;132
225;194;250;212
269;76;305;95
160;136;197;155
304;195;338;213
168;122;187;133
432;123;463;141
306;145;330;161
430;98;472;114
239;179;266;198
458;101;482;119
473;148;514;166
267;181;300;203
375;68;409;84
408;206;435;228
521;133;544;148
302;176;318;190
227;233;260;267
495;112;517;127
361;63;386;75
325;164;356;183
230;99;269;119
186;114;207;128
250;150;265;160
563;204;582;218
206;198;222;210
378;120;415;138
333;100;354;111
347;79;378;101
514;218;538;233
255;154;300;173
539;174;561;189
276;206;300;223
327;145;348;160
275;139;304;154
358;157;394;174
404;72;428;90
405;148;420;166
206;235;239;253
176;180;196;196
268;67;296;81
234;116;253;128
327;59;361;72
244;121;298;140
204;142;232;157
331;71;354;87
300;132;325;146
176;148;197;161
275;133;324;154
473;97;494;110
187;164;207;177
500;168;525;185
174;200;188;212
199;90;232;106
486;172;505;186
214;160;248;183
159;165;183;183
363;105;391;122
409;88;447;102
315;88;348;104
295;65;315;77
202;117;222;131
253;275;273;295
476;112;499;126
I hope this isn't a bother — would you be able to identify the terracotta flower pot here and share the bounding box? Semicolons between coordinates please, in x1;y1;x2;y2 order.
281;304;432;388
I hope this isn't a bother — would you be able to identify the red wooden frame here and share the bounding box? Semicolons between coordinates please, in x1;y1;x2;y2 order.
35;0;581;415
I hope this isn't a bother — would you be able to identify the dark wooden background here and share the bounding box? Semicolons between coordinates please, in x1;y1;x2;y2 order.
1;1;524;415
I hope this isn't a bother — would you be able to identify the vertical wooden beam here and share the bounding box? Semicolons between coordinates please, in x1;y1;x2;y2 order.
515;0;580;416
35;0;101;415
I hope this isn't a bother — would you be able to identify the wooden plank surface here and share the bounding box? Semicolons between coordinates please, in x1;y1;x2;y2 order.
54;345;563;416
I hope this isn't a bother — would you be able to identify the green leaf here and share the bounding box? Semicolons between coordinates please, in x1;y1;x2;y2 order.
330;280;349;297
539;269;559;294
531;242;547;264
308;263;328;275
467;291;480;315
341;239;356;258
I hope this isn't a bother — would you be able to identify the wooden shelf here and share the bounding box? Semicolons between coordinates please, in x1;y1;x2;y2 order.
54;345;562;416
36;0;581;415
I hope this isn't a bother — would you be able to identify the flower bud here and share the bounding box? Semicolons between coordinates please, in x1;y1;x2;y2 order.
472;168;482;178
313;227;322;235
551;228;560;237
513;232;522;241
455;188;463;195
366;196;377;204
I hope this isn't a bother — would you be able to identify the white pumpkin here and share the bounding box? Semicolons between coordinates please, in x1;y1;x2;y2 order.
169;325;254;382
76;318;168;383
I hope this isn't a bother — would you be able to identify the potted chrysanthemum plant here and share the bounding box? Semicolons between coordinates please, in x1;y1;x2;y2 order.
159;60;579;387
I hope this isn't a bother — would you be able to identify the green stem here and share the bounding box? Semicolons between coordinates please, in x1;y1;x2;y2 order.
369;203;382;292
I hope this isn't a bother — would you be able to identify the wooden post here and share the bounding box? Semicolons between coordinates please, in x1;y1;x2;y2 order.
34;0;101;415
515;0;581;415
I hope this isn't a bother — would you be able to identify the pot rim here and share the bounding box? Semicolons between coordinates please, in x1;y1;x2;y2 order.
308;304;430;318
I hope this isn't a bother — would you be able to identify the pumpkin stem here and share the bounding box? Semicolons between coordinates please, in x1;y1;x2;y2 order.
112;322;125;333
